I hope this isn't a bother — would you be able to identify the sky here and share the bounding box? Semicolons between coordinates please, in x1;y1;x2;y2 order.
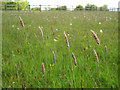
27;0;119;8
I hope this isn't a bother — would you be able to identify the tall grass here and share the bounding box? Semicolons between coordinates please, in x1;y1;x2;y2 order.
2;11;118;88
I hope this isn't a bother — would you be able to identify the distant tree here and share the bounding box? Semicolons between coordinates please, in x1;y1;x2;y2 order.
98;5;109;11
50;8;57;11
85;3;97;10
56;6;67;10
31;7;40;11
2;0;29;10
74;5;84;11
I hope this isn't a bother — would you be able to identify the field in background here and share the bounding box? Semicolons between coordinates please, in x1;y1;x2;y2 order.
2;11;118;88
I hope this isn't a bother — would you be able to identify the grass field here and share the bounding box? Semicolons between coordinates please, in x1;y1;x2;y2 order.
2;11;118;88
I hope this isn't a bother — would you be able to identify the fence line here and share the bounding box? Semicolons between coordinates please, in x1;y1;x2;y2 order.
0;4;120;11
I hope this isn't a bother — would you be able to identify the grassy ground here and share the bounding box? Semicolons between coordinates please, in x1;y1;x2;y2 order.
2;11;118;88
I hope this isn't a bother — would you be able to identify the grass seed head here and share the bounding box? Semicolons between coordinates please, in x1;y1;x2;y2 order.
53;51;55;64
64;31;70;47
19;16;24;28
93;50;99;63
90;30;100;45
105;45;107;54
72;52;77;66
42;63;45;74
39;26;43;37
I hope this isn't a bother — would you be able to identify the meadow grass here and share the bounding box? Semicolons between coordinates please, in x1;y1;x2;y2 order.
2;11;118;88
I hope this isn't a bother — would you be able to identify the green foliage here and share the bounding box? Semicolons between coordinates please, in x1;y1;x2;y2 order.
85;3;97;10
2;0;29;10
56;6;67;10
74;5;84;11
31;7;40;11
2;11;118;88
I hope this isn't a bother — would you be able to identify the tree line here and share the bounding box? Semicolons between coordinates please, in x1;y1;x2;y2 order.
1;0;109;11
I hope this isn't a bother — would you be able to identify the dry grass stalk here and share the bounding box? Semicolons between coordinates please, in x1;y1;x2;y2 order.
19;16;24;27
90;30;100;45
93;50;99;63
39;26;43;37
72;52;77;66
64;31;70;47
53;51;55;64
42;62;45;74
105;45;107;54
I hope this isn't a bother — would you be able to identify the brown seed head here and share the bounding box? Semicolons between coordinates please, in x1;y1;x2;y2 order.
90;30;100;45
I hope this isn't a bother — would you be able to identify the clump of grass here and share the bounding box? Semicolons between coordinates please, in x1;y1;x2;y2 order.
19;16;24;27
90;30;100;45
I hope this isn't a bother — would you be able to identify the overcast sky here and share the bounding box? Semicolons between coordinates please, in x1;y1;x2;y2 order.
27;0;119;8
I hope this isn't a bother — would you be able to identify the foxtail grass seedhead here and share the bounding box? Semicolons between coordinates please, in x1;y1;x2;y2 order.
53;51;55;64
19;16;24;27
72;52;77;66
64;31;70;47
39;26;43;37
105;45;107;54
93;50;99;63
90;30;100;45
42;63;45;74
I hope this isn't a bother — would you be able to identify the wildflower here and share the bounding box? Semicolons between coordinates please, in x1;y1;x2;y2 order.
56;29;58;31
50;63;54;67
100;30;103;33
70;23;72;26
58;35;60;37
86;47;88;50
54;39;58;42
13;82;15;85
99;22;101;24
17;28;19;30
12;25;14;28
68;34;70;36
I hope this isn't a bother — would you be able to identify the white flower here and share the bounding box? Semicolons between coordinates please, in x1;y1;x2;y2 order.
11;51;14;54
84;16;86;18
56;29;58;31
12;25;14;28
70;23;72;26
68;34;70;36
100;29;103;33
17;28;19;30
99;22;101;24
13;82;15;84
54;39;57;41
74;17;76;19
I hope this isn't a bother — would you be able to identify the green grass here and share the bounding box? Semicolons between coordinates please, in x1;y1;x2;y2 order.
2;11;118;88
